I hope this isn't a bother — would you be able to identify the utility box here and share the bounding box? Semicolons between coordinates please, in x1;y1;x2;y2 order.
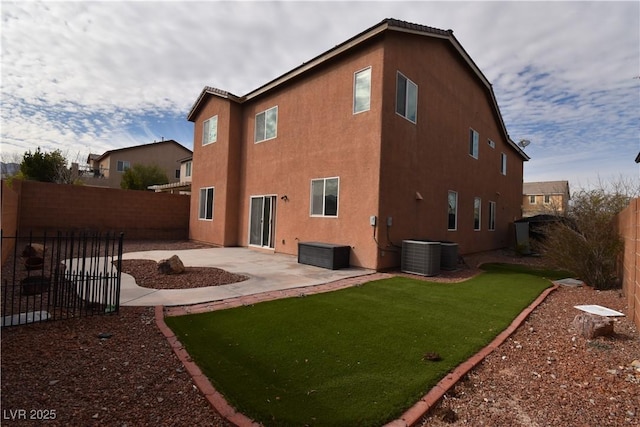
401;240;441;276
298;242;351;270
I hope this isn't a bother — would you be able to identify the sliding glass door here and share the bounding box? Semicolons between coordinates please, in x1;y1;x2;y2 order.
249;195;276;248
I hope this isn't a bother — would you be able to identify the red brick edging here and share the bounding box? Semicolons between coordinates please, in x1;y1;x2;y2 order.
154;306;260;427
384;283;560;427
155;282;559;427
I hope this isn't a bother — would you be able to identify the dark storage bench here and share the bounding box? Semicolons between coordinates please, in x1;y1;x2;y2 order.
298;242;350;270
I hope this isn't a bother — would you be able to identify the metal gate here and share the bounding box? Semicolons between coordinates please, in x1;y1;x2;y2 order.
1;231;124;327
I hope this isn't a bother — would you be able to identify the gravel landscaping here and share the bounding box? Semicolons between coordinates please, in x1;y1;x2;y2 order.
2;240;638;426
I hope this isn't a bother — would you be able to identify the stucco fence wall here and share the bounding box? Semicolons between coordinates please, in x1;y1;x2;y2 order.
1;180;190;264
617;197;640;330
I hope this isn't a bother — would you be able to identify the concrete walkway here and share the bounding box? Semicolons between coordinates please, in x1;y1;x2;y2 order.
120;247;374;306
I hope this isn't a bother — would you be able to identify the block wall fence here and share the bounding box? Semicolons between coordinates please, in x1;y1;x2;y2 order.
1;179;190;263
618;197;640;331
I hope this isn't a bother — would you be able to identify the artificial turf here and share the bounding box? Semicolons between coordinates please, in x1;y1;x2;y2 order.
165;263;569;426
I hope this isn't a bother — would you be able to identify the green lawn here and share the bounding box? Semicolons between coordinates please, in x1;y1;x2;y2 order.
165;264;568;426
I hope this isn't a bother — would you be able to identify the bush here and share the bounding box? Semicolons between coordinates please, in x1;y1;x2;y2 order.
120;163;168;190
540;182;635;289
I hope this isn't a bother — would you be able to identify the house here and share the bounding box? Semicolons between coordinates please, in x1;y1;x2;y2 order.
186;18;529;271
148;156;193;194
522;181;570;217
79;140;192;189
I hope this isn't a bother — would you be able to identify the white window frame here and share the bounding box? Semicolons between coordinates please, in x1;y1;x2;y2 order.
198;187;214;221
202;115;218;145
310;177;339;217
254;106;278;143
396;71;418;123
544;195;551;204
488;201;496;231
500;152;507;175
469;128;479;159
116;160;130;172
488;139;495;148
448;191;458;231
529;195;536;204
353;67;371;114
474;197;482;231
185;161;192;178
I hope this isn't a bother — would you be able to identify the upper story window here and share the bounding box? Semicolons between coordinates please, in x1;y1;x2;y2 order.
469;129;479;159
185;161;192;178
529;195;536;204
353;67;371;114
488;139;495;148
175;170;180;179
203;115;218;145
544;195;551;204
500;153;507;175
255;106;278;143
448;191;458;231
474;197;482;231
311;177;339;217
396;72;417;123
198;187;214;220
116;160;130;172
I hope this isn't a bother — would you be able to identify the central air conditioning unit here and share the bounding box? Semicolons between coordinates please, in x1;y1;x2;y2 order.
401;240;441;276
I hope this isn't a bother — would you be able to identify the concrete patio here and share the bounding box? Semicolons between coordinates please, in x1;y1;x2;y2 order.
120;247;374;306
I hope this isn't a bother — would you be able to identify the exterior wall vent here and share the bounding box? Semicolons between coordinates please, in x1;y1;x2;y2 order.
401;240;441;276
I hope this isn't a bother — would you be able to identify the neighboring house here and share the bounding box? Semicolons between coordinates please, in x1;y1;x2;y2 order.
1;162;20;179
187;18;529;271
522;181;570;217
149;156;193;194
79;140;192;189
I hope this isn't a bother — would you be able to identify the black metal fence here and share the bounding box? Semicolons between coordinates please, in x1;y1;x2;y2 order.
1;231;124;327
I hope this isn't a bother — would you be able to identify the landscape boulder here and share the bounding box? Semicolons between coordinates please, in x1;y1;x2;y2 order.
22;243;45;258
157;255;185;275
572;313;614;339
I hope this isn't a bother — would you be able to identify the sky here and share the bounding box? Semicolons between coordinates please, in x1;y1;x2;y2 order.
1;0;639;191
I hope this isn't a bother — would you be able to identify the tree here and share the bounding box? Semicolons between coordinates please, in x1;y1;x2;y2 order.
540;179;638;290
19;147;71;183
120;163;169;190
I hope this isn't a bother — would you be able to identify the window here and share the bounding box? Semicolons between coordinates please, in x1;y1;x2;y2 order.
488;201;496;231
353;67;371;114
175;169;180;179
185;161;192;177
255;106;278;143
469;129;479;159
396;72;417;123
310;177;339;217
448;191;458;231
202;116;218;145
529;195;536;204
488;139;495;148
474;197;481;231
198;187;214;220
544;195;551;204
116;160;130;172
500;153;507;175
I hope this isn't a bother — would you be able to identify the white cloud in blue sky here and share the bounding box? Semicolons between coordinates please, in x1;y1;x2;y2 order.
1;0;638;189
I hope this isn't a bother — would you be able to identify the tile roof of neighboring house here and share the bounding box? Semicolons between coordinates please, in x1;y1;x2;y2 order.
93;140;192;163
186;18;529;161
523;181;570;196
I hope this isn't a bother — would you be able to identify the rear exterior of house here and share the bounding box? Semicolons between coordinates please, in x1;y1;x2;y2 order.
187;19;528;271
81;140;192;189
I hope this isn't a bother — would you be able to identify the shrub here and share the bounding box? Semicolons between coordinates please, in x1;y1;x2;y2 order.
540;181;636;290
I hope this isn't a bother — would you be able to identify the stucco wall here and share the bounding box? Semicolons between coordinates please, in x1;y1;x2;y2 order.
618;197;640;330
376;33;523;269
2;180;190;241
